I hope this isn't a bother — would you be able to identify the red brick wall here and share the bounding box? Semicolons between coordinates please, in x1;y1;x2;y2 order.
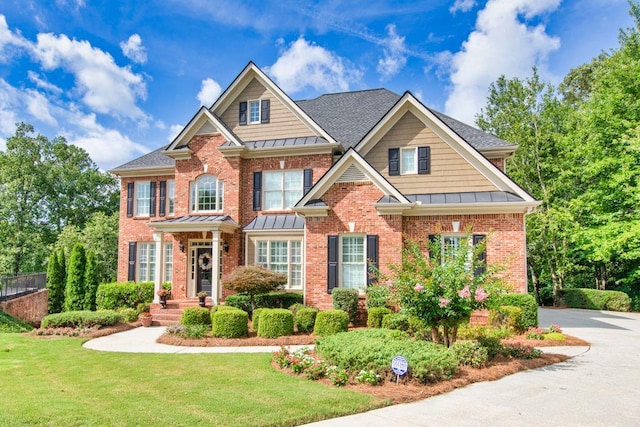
305;182;403;309
403;213;527;292
0;290;49;325
488;157;506;172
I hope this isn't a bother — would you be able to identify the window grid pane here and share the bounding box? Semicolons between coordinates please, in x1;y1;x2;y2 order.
341;236;365;289
401;148;416;174
136;182;151;216
257;241;268;267
167;181;175;215
164;243;173;284
250;100;260;123
191;175;223;212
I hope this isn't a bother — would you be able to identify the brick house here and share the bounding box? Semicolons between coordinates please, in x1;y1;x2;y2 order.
110;62;539;314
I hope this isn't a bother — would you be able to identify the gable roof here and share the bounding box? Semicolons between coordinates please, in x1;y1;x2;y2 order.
109;144;175;176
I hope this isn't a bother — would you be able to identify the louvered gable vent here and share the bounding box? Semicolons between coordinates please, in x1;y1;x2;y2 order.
336;164;367;183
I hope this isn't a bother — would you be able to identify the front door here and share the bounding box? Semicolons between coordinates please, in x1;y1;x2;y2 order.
196;248;213;296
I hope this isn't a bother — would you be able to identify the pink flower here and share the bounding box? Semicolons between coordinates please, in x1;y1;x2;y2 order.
414;283;424;292
458;285;471;298
386;280;394;288
474;287;488;303
438;297;450;308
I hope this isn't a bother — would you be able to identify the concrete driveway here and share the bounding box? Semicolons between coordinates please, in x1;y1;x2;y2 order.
306;308;640;426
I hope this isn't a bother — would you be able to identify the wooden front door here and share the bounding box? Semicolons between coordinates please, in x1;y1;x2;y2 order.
196;248;213;296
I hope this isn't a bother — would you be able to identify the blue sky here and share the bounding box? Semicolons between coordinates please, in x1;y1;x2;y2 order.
0;0;633;170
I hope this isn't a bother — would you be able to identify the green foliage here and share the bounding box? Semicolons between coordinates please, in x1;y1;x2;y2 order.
222;265;287;310
381;313;409;331
316;329;459;383
95;281;154;310
251;308;265;332
505;343;542;359
543;332;565;341
488;305;524;333
476;336;505;359
116;307;138;323
365;284;393;309
450;341;489;368
313;310;349;336
257;308;294;338
211;309;248;338
288;303;305;316
331;288;359;322
224;292;303;314
560;288;631;312
83;251;99;311
40;310;120;328
408;315;431;341
496;293;538;328
366;307;392;328
167;324;210;339
295;307;318;333
180;307;212;326
46;249;65;314
0;310;34;332
457;324;513;341
136;302;150;314
64;243;86;311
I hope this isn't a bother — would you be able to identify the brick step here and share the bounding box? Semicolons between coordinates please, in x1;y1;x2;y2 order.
152;313;181;321
152;319;179;326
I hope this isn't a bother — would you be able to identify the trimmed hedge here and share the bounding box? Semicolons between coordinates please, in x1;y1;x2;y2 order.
96;282;154;310
225;292;303;314
381;313;409;331
316;329;459;383
332;288;359;322
560;288;631;312
251;308;266;332
497;293;538;328
489;305;524;333
211;309;248;338
295;307;318;333
41;310;120;328
313;310;349;336
116;307;138;323
180;307;212;326
367;307;392;328
257;309;294;338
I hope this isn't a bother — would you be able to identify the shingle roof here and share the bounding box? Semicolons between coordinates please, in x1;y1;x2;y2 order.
244;215;305;230
111;145;175;171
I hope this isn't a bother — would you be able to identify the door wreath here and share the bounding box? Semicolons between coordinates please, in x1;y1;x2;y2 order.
198;252;213;270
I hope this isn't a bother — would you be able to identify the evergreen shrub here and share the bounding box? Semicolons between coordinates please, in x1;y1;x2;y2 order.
332;288;359;322
560;288;631;312
180;307;212;326
313;310;349;336
381;313;409;331
488;305;524;333
96;282;154;310
257;308;294;338
366;307;392;328
41;310;120;328
295;307;318;333
211;309;248;338
497;293;538;328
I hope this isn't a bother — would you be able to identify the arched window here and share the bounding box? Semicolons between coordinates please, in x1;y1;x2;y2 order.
190;175;224;212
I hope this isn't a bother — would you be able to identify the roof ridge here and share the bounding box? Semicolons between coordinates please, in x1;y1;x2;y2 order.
295;88;398;102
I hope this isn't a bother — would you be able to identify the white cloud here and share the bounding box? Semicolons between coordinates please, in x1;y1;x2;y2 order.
0;15;29;61
120;34;147;64
27;70;63;94
197;78;221;106
450;0;477;14
32;32;148;122
168;124;184;142
265;38;362;94
377;24;407;81
25;89;58;126
0;136;5;151
444;0;561;124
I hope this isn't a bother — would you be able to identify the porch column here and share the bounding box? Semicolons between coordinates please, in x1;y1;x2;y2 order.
211;230;220;305
153;232;164;303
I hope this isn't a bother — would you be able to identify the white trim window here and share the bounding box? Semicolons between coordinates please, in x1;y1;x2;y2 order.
341;235;365;290
164;242;173;284
401;147;417;175
137;242;156;282
167;180;175;215
190;175;224;212
256;240;302;289
135;181;151;216
249;100;261;124
264;170;303;210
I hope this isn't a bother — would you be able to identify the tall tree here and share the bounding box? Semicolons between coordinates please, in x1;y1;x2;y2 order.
46;250;65;314
84;251;99;311
64;243;86;311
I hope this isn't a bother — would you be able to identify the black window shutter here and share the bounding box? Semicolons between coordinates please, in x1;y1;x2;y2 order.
128;242;137;281
366;235;379;286
473;234;487;276
159;181;166;217
126;182;134;217
253;171;262;211
418;146;431;174
303;169;313;194
261;99;270;124
149;182;156;217
388;148;400;176
327;235;339;294
239;101;247;125
428;234;437;260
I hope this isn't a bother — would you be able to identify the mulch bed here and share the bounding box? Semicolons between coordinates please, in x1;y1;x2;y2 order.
29;322;138;339
157;331;316;347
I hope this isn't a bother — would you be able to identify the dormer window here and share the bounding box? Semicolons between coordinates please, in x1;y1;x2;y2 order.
239;99;270;125
190;174;224;212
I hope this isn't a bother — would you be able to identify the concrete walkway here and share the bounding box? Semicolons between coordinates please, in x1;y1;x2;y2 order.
82;326;311;354
305;308;640;427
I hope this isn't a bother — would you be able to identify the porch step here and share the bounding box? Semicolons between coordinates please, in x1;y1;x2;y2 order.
149;298;216;327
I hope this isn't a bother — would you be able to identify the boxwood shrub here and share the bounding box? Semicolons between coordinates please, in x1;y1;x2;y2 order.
316;329;458;383
488;305;524;333
180;307;212;326
295;307;318;333
257;308;294;338
41;310;120;328
116;307;138;323
381;313;409;331
224;292;303;314
96;281;154;310
211;309;248;338
560;288;631;312
251;308;266;332
496;293;538;328
313;310;349;336
332;288;359;322
367;307;392;328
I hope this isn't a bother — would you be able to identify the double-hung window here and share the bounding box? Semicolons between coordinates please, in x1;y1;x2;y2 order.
249;100;261;124
164;242;173;284
136;182;151;216
264;170;303;210
401;148;417;174
341;236;366;290
137;242;156;282
256;240;303;289
190;175;224;212
167;180;175;215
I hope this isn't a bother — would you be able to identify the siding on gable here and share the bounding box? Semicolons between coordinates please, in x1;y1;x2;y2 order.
220;79;314;140
364;111;499;193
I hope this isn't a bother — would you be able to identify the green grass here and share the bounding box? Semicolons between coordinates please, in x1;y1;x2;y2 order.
0;310;34;333
0;333;386;426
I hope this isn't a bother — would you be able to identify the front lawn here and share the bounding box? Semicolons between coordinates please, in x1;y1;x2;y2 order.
0;333;385;426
